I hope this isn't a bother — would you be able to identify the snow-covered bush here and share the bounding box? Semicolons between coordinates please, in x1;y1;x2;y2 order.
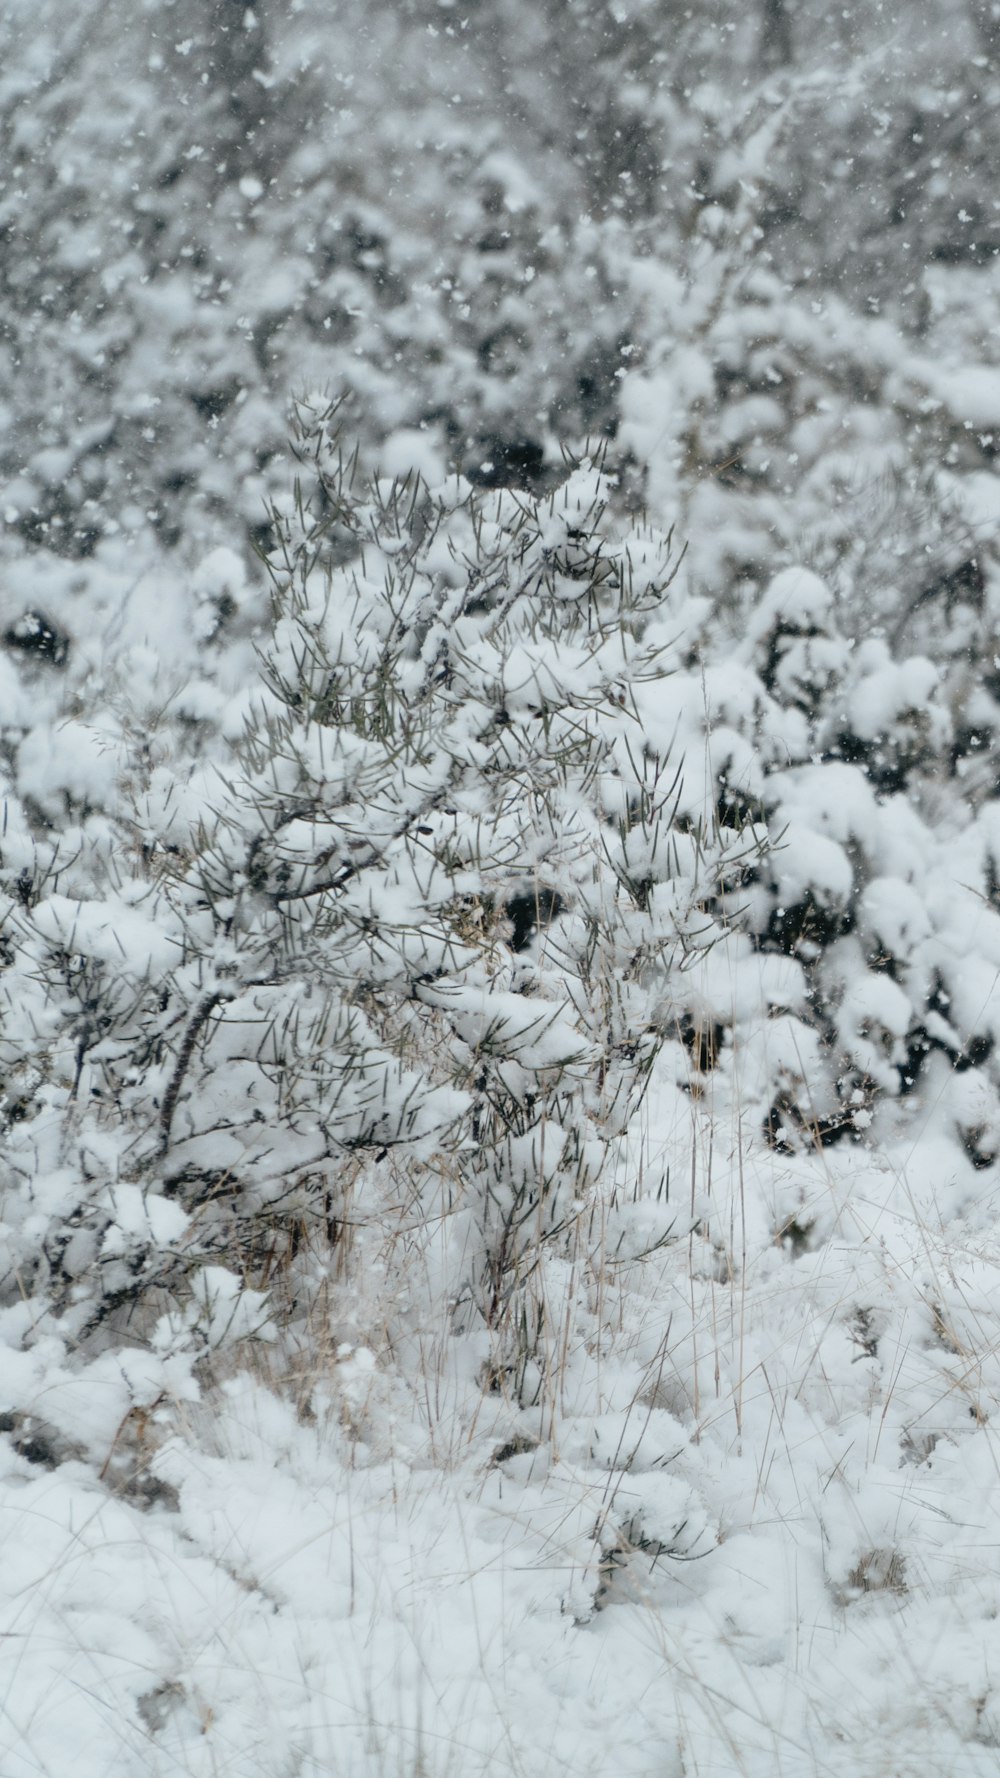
0;403;766;1419
654;539;1000;1199
0;0;649;558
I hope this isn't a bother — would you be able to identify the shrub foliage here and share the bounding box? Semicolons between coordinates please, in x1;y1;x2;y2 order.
0;404;762;1397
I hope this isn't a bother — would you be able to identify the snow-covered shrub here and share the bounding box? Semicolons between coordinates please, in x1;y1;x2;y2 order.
0;0;650;559
0;403;764;1408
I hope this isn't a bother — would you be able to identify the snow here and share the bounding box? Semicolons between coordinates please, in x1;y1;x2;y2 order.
746;564;833;643
6;3;1000;1772
6;1329;1000;1778
17;721;121;817
31;893;180;975
925;363;1000;430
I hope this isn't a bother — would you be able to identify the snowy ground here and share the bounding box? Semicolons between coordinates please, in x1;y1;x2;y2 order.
5;1058;1000;1777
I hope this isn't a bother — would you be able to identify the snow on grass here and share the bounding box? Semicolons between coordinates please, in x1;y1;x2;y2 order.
5;1060;1000;1777
5;1109;996;1778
